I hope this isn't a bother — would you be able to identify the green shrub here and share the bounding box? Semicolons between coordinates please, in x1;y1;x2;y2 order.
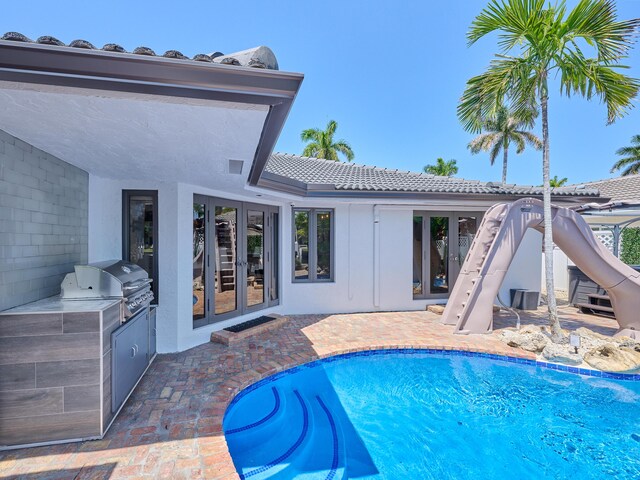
621;227;640;265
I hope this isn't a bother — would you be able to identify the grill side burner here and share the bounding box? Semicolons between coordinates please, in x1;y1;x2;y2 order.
61;260;154;319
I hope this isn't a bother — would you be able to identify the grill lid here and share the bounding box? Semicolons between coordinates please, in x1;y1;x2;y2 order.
75;260;148;289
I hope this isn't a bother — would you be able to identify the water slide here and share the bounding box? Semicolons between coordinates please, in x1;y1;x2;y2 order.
441;198;640;337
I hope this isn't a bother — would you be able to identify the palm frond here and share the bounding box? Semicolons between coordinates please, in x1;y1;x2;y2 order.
512;133;526;154
615;145;640;156
326;120;338;138
610;155;640;174
458;55;538;133
302;143;320;158
468;132;501;154
333;140;354;161
564;0;640;63
300;128;320;142
468;0;547;50
516;130;543;149
488;140;503;165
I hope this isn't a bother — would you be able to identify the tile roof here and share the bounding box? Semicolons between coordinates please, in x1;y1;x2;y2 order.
577;175;640;202
265;153;600;197
0;32;279;70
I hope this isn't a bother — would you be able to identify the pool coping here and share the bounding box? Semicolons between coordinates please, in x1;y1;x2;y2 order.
215;344;640;479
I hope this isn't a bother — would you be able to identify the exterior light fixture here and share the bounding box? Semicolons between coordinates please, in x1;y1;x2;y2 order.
569;333;581;354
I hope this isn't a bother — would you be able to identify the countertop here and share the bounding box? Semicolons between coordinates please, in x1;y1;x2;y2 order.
0;295;122;315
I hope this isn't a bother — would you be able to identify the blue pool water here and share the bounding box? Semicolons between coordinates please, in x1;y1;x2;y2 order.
223;351;640;479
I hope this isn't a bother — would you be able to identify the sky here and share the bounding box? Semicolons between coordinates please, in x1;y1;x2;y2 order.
3;0;640;186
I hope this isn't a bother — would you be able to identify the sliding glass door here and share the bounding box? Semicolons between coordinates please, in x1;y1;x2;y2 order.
193;196;279;327
413;211;483;299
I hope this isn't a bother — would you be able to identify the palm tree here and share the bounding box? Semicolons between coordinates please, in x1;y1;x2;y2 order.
468;104;542;184
458;0;639;340
549;175;568;187
611;134;640;176
423;158;459;176
301;120;354;162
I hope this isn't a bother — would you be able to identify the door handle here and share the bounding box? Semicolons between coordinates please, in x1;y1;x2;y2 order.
130;346;136;358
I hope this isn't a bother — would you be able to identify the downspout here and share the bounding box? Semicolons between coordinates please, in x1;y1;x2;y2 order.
373;205;380;309
348;204;354;300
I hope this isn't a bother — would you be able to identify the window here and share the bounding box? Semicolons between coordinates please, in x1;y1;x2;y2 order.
123;190;158;302
293;208;334;282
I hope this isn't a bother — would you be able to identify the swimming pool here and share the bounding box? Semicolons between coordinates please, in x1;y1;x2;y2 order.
223;350;640;479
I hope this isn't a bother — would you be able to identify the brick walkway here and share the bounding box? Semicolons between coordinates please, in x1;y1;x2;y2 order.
0;307;619;480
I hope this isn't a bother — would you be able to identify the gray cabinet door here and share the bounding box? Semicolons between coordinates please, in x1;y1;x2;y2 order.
149;306;157;358
111;310;149;413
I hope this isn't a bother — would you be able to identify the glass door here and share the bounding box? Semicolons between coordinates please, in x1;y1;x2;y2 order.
429;216;451;295
413;211;483;299
214;201;241;319
450;214;481;287
193;198;207;326
245;206;266;311
193;196;279;327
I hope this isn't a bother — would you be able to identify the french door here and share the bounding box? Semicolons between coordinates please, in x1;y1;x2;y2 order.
193;195;279;328
413;211;483;299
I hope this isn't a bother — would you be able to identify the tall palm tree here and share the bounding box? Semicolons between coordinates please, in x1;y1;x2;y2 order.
423;158;459;176
458;0;639;340
301;120;354;162
468;104;542;184
611;134;640;176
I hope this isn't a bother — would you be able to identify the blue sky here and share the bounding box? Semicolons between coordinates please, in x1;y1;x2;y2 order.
4;0;639;185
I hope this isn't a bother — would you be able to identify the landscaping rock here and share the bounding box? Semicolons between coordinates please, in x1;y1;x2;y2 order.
427;305;445;315
498;325;550;353
541;342;583;365
583;343;640;373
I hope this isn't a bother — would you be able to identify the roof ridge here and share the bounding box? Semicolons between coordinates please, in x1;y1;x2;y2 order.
587;174;640;185
0;32;279;70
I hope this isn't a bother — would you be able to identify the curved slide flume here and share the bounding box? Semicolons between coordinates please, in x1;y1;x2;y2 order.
226;387;281;435
241;390;309;479
442;198;640;336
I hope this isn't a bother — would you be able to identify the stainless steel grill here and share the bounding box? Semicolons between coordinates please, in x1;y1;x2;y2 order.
61;260;154;319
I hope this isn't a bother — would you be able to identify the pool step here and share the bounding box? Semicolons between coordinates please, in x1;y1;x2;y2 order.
236;389;313;480
227;389;350;480
224;387;289;451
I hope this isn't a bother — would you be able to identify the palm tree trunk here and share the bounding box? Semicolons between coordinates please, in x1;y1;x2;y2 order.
502;144;508;184
540;76;562;341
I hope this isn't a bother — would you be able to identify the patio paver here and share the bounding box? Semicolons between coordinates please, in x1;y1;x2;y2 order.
0;306;620;479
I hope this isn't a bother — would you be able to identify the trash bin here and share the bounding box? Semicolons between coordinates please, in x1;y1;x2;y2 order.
510;289;540;310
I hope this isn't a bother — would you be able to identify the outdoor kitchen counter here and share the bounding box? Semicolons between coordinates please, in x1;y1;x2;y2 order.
0;296;123;449
2;296;122;314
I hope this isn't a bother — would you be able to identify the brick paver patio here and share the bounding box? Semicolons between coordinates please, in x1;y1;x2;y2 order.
0;305;620;480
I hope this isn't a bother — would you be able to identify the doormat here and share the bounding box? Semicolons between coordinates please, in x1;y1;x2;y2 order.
224;315;277;333
211;314;288;346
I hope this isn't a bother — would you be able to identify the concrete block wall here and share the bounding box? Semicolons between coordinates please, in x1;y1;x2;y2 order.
0;130;88;311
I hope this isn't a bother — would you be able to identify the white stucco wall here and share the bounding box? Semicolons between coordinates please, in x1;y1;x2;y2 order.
89;178;544;353
498;228;543;303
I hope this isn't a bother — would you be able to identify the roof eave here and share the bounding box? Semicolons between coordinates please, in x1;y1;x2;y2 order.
0;40;304;186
